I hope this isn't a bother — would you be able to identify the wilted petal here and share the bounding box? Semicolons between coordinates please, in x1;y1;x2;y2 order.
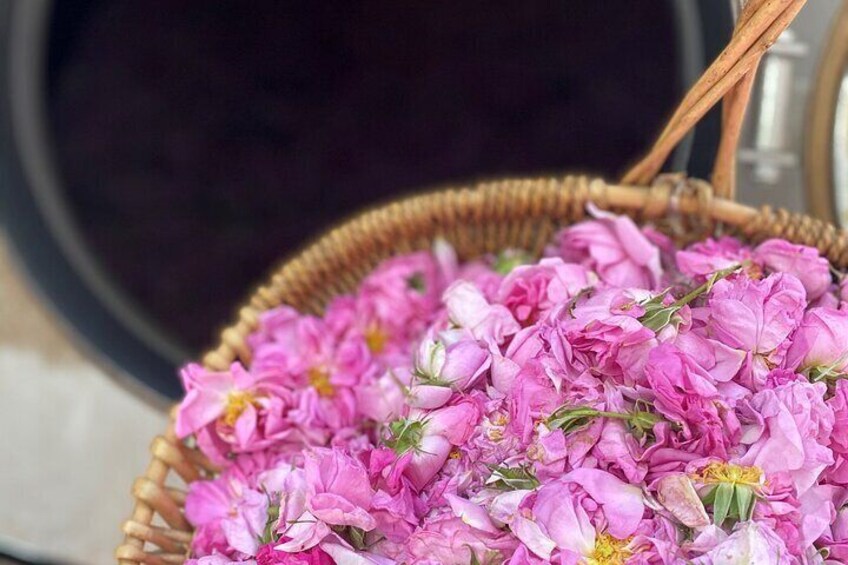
445;493;500;534
512;514;556;560
656;473;709;528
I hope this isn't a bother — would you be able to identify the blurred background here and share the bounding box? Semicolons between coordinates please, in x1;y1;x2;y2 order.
0;0;845;563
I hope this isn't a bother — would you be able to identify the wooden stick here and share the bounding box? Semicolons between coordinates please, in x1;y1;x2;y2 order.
622;0;806;187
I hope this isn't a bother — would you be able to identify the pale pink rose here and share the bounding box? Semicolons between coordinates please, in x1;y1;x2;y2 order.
512;470;644;561
444;280;520;347
414;328;491;391
355;367;411;422
404;400;481;490
690;521;792;564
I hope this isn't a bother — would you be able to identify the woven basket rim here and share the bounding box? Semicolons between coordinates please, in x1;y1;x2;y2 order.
116;174;848;564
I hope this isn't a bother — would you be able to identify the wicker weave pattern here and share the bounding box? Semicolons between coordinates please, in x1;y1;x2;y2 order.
117;1;837;562
116;175;848;564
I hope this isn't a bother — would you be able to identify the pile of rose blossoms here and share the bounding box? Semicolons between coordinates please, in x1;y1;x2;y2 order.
176;209;848;565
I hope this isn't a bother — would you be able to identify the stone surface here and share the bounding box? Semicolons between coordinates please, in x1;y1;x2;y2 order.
0;234;169;564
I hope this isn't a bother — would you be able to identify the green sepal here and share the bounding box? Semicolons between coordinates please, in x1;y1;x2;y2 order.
639;264;742;332
407;272;426;293
486;464;540;491
700;485;717;506
259;503;281;545
385;419;425;455
639;291;678;332
713;482;734;527
735;484;755;522
546;406;600;433
347;526;368;550
493;249;533;275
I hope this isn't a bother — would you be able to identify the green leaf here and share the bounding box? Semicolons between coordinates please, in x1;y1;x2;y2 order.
735;484;755;522
468;547;482;565
713;483;734;527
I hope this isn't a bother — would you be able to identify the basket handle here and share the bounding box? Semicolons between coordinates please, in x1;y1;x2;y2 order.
621;0;806;200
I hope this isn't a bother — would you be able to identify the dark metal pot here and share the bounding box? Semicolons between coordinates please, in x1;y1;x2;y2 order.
0;0;734;405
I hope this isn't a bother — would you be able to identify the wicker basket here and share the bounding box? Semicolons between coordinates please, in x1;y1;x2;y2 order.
116;1;841;563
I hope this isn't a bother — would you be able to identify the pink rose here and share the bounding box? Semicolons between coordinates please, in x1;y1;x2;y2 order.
404;400;481;490
643;344;733;458
705;273;805;385
497;258;594;324
185;473;268;557
676;237;752;280
414;328;491;392
511;469;644;561
740;381;834;495
403;514;516;563
690;522;792;564
304;448;376;530
444;281;520;347
549;204;663;288
829;380;848;455
754;239;831;300
256;544;332;565
785;307;848;375
357;250;448;339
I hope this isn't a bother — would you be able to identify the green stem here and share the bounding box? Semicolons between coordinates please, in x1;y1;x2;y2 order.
595;410;633;420
672;263;743;308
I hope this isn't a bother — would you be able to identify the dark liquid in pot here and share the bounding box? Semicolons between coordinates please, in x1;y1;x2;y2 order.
48;1;678;352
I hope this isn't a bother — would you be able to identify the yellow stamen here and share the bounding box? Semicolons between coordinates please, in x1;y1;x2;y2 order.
697;462;763;488
364;325;388;354
490;411;509;427
449;449;462;460
221;390;259;427
486;427;505;442
585;533;634;565
308;367;335;397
